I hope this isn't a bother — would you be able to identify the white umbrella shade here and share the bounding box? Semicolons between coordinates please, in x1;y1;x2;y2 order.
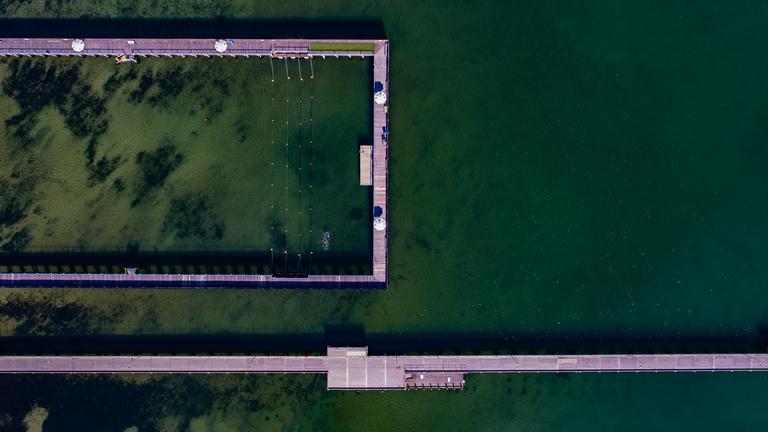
214;40;228;52
374;91;387;104
71;39;85;52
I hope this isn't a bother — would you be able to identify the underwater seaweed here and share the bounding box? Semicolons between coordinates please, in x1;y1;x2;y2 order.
131;144;184;207
3;58;112;152
0;197;29;229
162;195;225;240
87;155;122;184
1;59;76;126
0;292;114;335
61;82;107;137
102;67;138;96
128;70;155;103
147;66;190;106
128;66;191;107
1;227;31;253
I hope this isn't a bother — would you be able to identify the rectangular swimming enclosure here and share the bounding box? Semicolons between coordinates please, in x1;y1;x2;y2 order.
0;38;389;289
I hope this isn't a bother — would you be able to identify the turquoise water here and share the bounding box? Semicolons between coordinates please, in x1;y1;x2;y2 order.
2;0;768;430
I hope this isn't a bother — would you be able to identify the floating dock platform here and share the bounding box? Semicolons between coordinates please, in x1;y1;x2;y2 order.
2;347;767;391
359;145;373;186
0;38;389;290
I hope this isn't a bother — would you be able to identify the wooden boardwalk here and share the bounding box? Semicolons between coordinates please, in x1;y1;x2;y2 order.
372;42;389;283
0;38;381;58
0;38;389;290
2;347;767;391
0;273;383;289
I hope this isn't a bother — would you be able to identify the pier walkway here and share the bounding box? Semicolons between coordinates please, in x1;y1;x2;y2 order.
372;42;389;282
2;347;767;391
0;38;389;290
0;38;381;58
0;273;383;289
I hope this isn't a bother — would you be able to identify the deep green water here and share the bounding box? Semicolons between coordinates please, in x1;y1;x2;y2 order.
1;0;768;431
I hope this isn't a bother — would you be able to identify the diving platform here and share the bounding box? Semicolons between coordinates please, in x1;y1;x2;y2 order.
0;38;389;290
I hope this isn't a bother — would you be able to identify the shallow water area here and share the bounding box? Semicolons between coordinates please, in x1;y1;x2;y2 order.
0;54;372;274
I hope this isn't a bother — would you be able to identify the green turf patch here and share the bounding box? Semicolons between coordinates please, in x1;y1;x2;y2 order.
310;42;375;52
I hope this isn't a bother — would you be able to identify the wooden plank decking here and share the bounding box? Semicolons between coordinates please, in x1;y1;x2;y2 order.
0;273;383;289
372;42;389;284
359;145;372;185
405;372;465;389
0;38;389;290
2;348;767;391
0;38;381;58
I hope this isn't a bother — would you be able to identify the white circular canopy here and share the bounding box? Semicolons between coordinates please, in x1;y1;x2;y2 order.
71;39;85;52
373;218;386;231
374;91;387;104
215;39;228;52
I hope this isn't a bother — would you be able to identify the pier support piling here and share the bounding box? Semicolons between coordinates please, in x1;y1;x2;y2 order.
298;58;302;81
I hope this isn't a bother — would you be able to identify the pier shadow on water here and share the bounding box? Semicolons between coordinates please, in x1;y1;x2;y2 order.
0;18;386;40
0;250;372;276
2;329;768;355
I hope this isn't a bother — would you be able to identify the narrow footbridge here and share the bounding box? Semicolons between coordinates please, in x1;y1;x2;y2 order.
1;347;767;390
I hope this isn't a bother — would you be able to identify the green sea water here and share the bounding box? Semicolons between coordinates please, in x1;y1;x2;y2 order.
2;0;768;431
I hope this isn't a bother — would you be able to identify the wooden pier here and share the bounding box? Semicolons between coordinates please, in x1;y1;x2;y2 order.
372;42;389;283
0;273;383;289
0;38;389;290
2;347;767;391
0;38;381;58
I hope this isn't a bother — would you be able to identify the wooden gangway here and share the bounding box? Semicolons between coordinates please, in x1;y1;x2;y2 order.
2;347;767;391
0;38;389;290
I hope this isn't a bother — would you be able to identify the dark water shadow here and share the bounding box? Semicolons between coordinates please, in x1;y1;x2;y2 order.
358;134;373;146
0;18;386;39
364;332;768;355
325;324;367;347
0;249;372;276
2;330;767;355
0;333;328;355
